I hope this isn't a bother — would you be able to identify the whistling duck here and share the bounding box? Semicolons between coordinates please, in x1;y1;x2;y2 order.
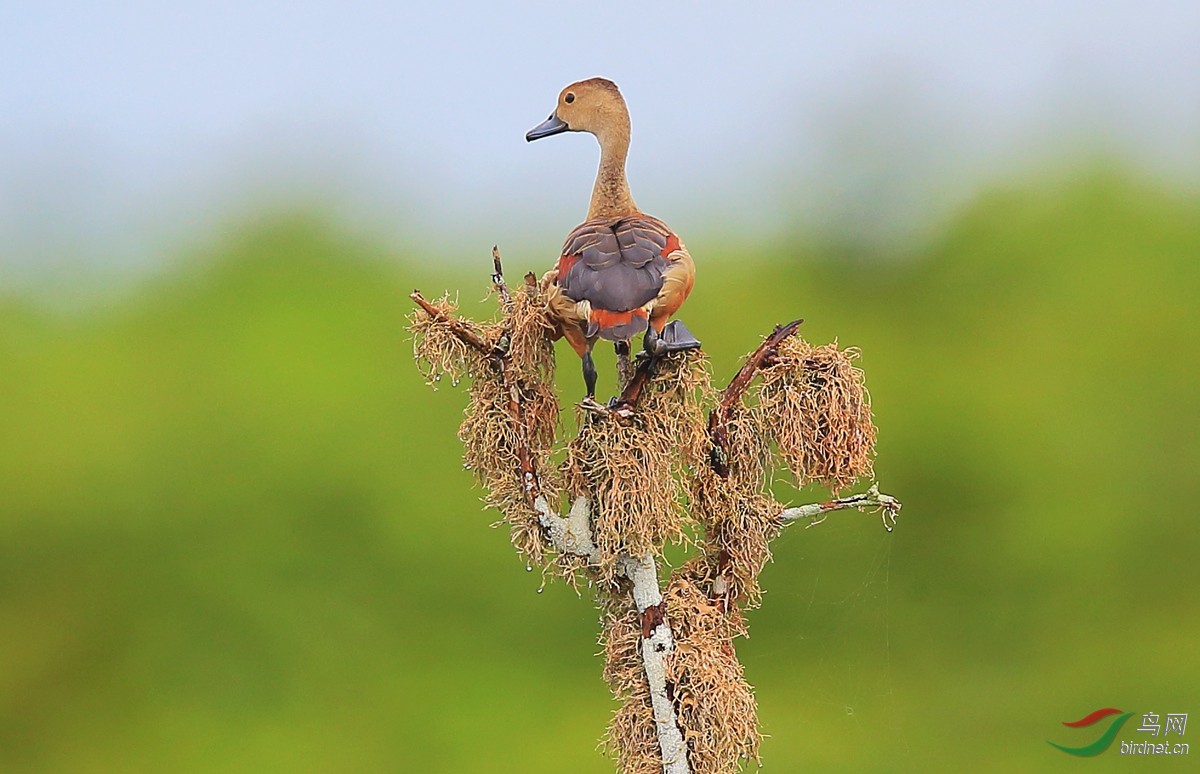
526;77;699;400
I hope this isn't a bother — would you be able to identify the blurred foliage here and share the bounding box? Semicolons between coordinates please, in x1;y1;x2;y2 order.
2;169;1198;772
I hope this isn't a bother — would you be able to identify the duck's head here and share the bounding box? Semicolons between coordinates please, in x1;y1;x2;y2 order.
526;77;629;144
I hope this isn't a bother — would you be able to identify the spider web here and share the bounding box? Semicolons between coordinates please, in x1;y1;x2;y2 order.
747;521;907;761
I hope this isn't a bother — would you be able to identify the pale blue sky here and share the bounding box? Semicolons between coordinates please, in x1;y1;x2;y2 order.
3;1;1199;284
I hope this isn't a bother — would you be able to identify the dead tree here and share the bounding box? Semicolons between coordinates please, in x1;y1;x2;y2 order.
409;249;901;774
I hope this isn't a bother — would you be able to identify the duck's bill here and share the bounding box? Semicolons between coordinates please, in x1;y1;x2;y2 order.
526;113;569;141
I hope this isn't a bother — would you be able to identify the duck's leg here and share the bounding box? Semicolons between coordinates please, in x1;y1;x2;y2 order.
582;344;598;399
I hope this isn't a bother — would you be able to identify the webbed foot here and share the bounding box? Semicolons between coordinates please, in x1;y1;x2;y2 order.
641;320;702;359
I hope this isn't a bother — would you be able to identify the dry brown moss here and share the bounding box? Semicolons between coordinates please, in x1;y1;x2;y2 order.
504;279;557;384
601;602;660;774
602;571;760;774
410;286;562;566
457;373;559;563
690;398;782;606
606;699;661;774
691;335;877;606
691;471;782;608
409;294;493;385
564;351;714;585
755;338;876;494
665;574;760;773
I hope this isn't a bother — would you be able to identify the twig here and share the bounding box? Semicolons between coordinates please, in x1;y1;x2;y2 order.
410;290;497;360
707;320;803;476
606;349;675;419
491;245;513;310
778;483;902;532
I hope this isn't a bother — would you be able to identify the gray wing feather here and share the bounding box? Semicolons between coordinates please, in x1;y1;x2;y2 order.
559;217;671;312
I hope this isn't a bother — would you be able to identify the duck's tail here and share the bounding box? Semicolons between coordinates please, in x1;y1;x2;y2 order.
586;307;650;342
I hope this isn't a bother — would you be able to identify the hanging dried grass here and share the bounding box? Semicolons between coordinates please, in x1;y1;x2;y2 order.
693;392;782;606
408;294;494;385
691;467;782;608
606;699;661;774
664;574;760;774
564;351;713;585
457;373;558;563
411;287;563;566
601;602;661;774
755;338;876;494
504;279;557;384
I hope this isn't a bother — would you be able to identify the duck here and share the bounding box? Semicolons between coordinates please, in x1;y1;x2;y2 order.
526;77;699;401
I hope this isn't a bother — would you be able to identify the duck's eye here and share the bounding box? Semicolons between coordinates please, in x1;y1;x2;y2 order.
564;93;575;104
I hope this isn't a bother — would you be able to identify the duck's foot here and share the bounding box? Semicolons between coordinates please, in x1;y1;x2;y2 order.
641;320;702;360
606;394;636;420
658;319;702;351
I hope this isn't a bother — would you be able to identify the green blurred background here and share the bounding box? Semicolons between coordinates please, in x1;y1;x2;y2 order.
3;168;1198;771
5;3;1200;771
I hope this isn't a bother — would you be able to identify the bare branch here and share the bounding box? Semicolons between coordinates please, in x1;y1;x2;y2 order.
778;483;902;532
617;552;691;774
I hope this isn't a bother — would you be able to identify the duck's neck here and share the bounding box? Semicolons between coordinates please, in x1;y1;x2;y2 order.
587;122;638;220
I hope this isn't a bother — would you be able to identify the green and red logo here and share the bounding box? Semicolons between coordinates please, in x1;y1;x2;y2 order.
1047;708;1135;756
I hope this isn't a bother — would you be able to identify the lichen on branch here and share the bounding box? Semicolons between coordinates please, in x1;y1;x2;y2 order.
564;351;712;586
754;338;876;494
408;276;560;565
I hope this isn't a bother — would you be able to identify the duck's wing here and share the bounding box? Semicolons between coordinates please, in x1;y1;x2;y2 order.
554;216;682;340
